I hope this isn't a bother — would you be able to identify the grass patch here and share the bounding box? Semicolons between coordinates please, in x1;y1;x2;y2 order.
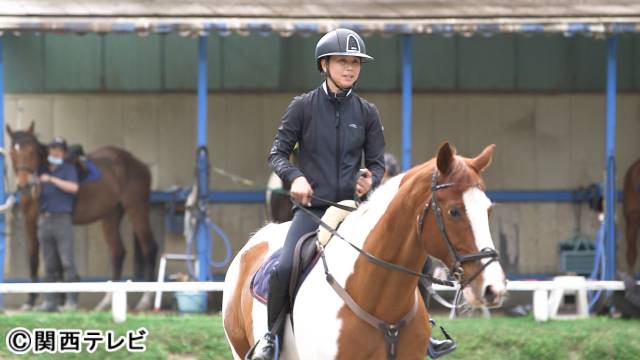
0;312;638;359
436;315;640;360
0;312;226;359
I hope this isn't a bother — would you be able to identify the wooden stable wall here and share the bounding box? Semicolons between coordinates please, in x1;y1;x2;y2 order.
2;92;640;283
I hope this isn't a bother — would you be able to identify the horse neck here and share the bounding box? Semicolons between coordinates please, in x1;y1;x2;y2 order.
344;181;430;321
36;141;47;170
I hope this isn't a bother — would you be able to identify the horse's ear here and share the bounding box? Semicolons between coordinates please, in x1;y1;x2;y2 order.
436;142;456;176
27;121;35;134
5;124;13;138
470;144;496;173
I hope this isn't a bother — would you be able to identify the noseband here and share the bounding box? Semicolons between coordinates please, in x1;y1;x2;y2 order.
417;169;498;289
11;135;46;193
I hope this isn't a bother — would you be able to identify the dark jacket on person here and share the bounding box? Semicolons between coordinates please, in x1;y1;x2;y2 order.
268;83;385;207
40;162;78;214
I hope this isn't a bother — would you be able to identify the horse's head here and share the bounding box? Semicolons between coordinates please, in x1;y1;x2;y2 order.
403;142;506;308
6;122;45;198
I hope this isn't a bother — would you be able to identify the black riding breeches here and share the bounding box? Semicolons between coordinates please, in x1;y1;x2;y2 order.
267;206;328;334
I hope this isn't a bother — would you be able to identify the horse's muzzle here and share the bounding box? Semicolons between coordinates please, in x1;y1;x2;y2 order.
482;284;507;308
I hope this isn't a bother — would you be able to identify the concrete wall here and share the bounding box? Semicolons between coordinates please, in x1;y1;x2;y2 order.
2;92;640;287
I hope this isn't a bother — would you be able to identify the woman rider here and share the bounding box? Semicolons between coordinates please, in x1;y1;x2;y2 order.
251;28;454;360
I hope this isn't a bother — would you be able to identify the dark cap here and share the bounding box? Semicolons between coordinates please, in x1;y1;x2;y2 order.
48;136;68;150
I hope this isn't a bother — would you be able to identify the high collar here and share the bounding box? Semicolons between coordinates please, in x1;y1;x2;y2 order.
322;81;353;103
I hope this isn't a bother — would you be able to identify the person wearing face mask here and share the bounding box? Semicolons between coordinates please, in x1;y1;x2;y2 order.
36;136;80;312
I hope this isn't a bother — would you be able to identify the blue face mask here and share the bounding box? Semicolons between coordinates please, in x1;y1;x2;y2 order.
48;156;63;166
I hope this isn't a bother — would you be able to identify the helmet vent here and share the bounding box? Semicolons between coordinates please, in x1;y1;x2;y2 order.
346;34;360;53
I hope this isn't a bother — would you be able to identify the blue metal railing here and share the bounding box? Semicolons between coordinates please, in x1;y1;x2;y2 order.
148;188;620;204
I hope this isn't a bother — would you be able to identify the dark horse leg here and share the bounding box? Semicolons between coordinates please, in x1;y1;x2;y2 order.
22;202;40;310
133;235;144;281
105;206;126;280
25;231;39;309
623;161;640;276
94;206;126;311
126;202;158;311
626;212;639;274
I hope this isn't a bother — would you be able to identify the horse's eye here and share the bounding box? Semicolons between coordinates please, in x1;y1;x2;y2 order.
448;208;462;219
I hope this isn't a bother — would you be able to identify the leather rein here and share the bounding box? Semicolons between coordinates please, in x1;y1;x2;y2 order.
289;168;498;359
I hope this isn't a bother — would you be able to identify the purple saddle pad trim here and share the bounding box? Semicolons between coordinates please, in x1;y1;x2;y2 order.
250;247;320;305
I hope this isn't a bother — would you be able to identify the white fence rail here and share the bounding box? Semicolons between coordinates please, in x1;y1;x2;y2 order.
0;278;637;323
433;280;636;292
1;280;633;295
0;281;224;294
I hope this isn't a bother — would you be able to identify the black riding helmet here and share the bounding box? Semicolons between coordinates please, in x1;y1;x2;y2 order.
315;28;374;73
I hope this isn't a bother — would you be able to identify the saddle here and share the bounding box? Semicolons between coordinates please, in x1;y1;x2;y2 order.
250;200;356;306
65;145;101;183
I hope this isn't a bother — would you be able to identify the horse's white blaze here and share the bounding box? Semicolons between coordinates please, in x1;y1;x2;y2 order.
462;187;506;305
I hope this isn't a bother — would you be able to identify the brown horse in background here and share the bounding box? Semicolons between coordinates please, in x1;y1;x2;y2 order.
624;159;640;274
6;123;158;311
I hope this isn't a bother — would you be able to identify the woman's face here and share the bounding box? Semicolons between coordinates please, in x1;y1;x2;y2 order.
322;55;361;89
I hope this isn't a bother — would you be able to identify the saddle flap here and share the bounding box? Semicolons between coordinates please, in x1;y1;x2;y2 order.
62;144;101;183
250;232;320;306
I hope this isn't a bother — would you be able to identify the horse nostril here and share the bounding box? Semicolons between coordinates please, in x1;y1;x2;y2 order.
483;285;497;303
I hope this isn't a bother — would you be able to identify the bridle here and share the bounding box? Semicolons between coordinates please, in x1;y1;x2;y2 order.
417;169;499;289
15;166;41;199
284;167;499;359
11;138;44;196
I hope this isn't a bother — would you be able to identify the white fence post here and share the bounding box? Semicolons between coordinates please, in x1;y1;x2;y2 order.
112;281;128;323
533;289;549;322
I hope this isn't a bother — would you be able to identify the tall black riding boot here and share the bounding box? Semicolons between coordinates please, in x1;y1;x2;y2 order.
247;265;289;360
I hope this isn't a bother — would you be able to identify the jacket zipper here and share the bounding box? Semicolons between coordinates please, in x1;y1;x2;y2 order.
335;104;341;201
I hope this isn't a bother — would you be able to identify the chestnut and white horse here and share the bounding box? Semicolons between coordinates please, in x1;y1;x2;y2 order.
223;142;507;359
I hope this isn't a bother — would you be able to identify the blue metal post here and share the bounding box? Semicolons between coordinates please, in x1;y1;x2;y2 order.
604;36;618;281
197;36;208;149
401;35;413;171
0;37;6;308
196;35;211;286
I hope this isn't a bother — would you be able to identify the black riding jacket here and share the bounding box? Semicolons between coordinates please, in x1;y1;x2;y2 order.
268;83;385;207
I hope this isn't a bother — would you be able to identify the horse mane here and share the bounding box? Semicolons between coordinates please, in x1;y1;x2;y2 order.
340;156;484;245
354;171;405;216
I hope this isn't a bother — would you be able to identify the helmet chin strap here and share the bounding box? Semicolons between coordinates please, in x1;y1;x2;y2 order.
325;77;351;100
323;57;355;102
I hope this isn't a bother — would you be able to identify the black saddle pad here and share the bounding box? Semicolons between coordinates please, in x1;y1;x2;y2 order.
250;233;321;305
